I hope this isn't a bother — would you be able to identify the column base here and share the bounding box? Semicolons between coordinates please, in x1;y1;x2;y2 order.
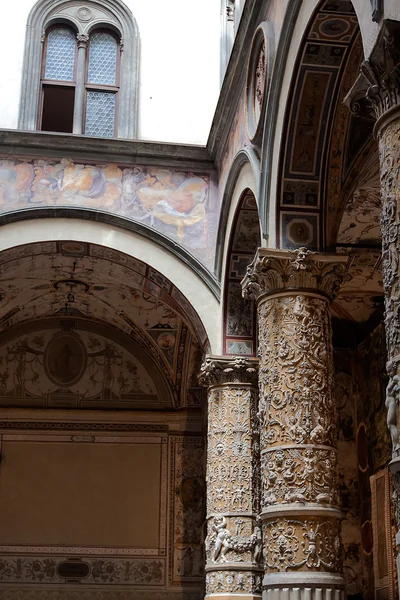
206;595;262;600
262;573;345;600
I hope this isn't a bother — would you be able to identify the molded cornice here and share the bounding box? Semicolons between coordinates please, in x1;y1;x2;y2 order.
0;129;215;170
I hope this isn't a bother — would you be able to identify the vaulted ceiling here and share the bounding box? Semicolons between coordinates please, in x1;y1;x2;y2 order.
0;241;206;410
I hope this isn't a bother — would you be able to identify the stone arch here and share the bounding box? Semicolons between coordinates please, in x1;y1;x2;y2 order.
0;218;220;354
259;0;383;246
222;188;261;356
18;0;140;138
215;147;260;279
271;0;365;251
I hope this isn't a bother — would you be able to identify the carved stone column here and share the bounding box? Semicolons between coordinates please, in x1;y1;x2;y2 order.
242;248;348;600
346;20;400;588
199;356;263;600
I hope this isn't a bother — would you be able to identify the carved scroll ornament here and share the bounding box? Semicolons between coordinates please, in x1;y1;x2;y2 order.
241;247;348;304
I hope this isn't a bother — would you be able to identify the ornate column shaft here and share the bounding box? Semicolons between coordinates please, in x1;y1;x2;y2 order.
199;356;263;600
242;248;348;600
346;20;400;589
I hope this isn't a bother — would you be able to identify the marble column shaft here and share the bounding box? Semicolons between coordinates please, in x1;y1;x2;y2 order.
199;356;263;600
242;248;348;600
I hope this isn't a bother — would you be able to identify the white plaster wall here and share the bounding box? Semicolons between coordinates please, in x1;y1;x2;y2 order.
0;0;220;145
0;218;222;353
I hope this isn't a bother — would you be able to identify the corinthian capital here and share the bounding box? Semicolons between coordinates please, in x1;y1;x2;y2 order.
76;34;90;48
241;247;348;303
198;355;258;387
344;20;400;131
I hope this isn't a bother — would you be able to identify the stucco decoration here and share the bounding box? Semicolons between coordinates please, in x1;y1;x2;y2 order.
0;241;207;408
345;25;400;581
199;356;263;598
0;556;164;585
0;157;218;270
337;149;381;246
242;248;348;597
169;437;204;591
332;251;383;323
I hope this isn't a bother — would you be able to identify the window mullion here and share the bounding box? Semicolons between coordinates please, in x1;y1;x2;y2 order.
72;34;89;135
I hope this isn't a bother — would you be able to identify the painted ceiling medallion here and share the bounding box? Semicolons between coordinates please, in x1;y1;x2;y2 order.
76;6;93;22
44;332;87;387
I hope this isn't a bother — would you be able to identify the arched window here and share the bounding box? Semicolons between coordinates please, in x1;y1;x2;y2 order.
40;26;120;136
40;26;77;133
19;0;139;139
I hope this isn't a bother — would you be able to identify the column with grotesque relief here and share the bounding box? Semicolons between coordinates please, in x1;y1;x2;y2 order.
345;19;400;589
199;356;263;600
242;248;348;600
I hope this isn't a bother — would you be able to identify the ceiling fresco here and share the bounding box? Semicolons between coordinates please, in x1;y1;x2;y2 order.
0;321;166;410
332;252;383;323
277;1;367;251
337;147;381;245
0;241;207;409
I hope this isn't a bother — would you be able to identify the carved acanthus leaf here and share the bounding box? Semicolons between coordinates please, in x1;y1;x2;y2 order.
198;356;258;387
241;248;348;303
344;20;400;125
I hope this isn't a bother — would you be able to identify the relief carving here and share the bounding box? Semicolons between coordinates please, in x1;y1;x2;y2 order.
0;556;164;585
242;249;346;592
262;447;338;506
199;356;263;595
242;247;348;303
264;518;341;573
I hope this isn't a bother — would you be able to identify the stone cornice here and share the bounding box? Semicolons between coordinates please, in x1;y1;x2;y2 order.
198;355;258;387
0;129;215;171
241;247;348;303
344;19;400;136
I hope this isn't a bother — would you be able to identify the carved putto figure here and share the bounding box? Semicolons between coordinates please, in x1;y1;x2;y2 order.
385;367;400;452
210;515;263;564
212;516;231;562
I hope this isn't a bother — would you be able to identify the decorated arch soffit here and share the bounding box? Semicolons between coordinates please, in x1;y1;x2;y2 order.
277;0;362;251
0;241;208;409
275;0;384;325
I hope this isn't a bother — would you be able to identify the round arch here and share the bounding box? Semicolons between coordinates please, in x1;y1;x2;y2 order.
215;147;260;279
222;188;261;356
0;218;221;354
18;0;139;138
259;0;383;247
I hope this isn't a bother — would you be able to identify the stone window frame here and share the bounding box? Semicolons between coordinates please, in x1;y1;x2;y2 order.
19;0;139;139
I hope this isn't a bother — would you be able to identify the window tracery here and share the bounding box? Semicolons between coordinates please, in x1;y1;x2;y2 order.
19;0;139;139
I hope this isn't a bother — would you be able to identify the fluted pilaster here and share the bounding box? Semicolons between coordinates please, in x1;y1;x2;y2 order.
242;248;348;600
199;356;263;599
